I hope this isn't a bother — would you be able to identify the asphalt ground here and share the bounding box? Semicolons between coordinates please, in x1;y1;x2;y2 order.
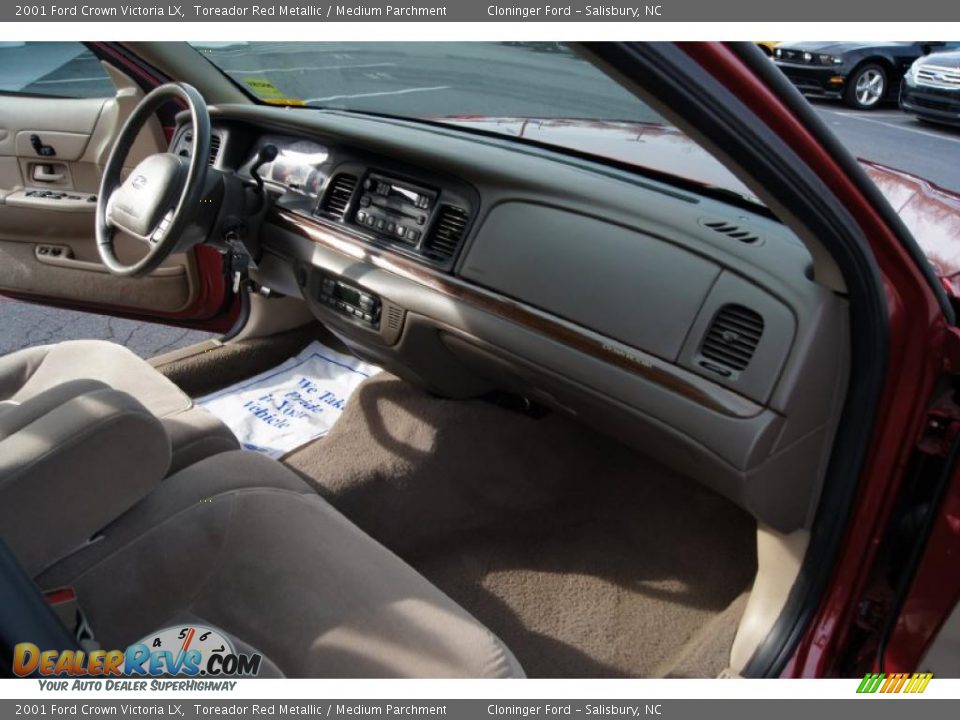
811;101;960;192
1;41;958;358
0;301;213;359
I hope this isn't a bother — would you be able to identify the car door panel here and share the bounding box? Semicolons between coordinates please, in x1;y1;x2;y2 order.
0;62;201;314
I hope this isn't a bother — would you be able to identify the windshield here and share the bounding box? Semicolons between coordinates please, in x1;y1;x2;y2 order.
192;41;656;118
190;41;759;202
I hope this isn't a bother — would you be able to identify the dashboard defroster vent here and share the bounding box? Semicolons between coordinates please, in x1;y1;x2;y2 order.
701;304;764;372
702;218;760;244
424;205;469;261
319;174;358;220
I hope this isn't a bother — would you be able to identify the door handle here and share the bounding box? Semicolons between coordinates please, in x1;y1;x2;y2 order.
33;165;65;183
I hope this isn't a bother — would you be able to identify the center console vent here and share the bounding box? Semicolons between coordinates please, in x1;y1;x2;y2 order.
701;304;764;371
318;173;358;220
423;205;469;261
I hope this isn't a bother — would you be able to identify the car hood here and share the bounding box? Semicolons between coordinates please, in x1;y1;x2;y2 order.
436;116;960;284
859;161;960;288
776;41;914;54
917;50;960;67
437;116;762;201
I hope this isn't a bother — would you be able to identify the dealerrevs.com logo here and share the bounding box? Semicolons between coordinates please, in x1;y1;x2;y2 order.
856;672;934;694
13;625;262;678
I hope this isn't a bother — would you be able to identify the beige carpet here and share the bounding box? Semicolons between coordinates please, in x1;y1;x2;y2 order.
656;592;750;678
155;324;345;398
284;373;757;678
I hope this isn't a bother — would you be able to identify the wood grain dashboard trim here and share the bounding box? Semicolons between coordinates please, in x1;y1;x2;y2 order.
270;207;763;419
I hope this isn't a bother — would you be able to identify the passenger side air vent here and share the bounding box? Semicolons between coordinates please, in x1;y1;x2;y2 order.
319;174;358;220
700;304;764;372
423;205;469;261
701;218;760;244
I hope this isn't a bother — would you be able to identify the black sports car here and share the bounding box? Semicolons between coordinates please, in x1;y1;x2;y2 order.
900;49;960;126
773;41;960;110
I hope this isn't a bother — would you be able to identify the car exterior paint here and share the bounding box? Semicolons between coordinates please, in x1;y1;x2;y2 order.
860;161;960;291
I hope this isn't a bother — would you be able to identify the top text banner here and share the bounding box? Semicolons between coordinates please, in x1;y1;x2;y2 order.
4;0;960;22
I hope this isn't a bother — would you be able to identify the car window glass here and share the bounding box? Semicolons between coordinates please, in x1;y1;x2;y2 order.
190;41;764;206
0;42;114;98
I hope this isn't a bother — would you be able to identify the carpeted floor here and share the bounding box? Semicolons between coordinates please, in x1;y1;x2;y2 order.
283;373;758;678
656;592;750;678
155;324;346;398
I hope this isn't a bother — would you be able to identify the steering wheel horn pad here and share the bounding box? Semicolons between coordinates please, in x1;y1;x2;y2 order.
106;153;185;240
96;82;211;277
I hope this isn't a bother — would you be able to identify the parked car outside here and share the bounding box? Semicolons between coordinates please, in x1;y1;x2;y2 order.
900;48;960;126
774;41;960;109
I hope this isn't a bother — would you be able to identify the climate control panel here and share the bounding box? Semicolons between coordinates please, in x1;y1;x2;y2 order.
318;275;381;328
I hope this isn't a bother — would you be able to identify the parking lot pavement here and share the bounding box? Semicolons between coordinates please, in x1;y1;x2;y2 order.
0;299;214;359
813;102;960;192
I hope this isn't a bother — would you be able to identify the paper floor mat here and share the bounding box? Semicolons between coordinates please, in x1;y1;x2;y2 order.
196;341;381;458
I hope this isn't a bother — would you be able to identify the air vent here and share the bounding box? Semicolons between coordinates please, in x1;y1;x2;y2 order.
701;304;764;372
384;305;405;333
423;205;469;261
208;134;222;166
180;132;221;167
319;174;358;220
702;219;760;244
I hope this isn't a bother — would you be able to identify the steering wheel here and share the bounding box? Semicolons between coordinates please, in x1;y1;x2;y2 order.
96;82;211;277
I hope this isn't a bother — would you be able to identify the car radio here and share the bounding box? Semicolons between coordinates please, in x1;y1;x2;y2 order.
318;275;381;328
351;172;437;245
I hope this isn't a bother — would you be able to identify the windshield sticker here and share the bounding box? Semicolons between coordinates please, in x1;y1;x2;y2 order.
241;77;305;106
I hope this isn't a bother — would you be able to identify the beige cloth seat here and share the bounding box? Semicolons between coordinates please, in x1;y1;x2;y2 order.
0;340;238;473
0;381;172;577
37;450;525;678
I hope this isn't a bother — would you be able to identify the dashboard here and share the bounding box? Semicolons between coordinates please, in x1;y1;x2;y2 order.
174;105;850;532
